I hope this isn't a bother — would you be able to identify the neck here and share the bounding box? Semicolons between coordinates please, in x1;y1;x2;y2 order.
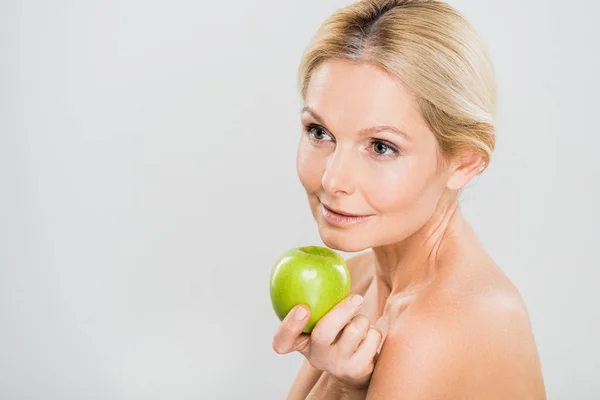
371;189;462;300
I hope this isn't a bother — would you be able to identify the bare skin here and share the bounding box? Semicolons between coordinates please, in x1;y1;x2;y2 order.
286;204;546;399
274;59;546;399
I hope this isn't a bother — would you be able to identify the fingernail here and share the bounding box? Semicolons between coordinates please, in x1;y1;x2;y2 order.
295;306;308;321
351;294;363;307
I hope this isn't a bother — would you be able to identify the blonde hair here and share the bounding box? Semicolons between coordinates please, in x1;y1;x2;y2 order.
298;0;497;173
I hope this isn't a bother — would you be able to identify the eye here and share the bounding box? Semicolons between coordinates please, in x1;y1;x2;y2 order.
370;140;400;158
373;141;391;154
304;123;333;142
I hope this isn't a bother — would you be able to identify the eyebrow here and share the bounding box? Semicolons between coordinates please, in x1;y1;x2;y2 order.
300;106;412;142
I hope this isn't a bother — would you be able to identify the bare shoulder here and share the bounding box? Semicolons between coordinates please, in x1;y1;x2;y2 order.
367;262;546;399
345;250;375;296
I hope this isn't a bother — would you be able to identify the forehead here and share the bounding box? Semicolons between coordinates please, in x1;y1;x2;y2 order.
303;60;427;134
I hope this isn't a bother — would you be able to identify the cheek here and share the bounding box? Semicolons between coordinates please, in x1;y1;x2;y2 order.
362;157;439;213
296;144;323;193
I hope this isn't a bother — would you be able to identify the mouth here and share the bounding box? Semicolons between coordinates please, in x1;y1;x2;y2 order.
321;203;369;217
320;202;373;226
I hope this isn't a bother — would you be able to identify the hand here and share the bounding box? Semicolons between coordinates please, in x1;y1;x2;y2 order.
272;294;385;390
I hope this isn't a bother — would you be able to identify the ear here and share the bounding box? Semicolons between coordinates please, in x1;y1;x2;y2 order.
446;150;485;191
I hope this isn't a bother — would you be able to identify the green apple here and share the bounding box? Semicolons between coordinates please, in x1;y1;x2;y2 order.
270;245;351;333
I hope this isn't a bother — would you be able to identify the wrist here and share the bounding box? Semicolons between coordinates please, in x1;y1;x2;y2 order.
331;375;369;398
306;373;368;400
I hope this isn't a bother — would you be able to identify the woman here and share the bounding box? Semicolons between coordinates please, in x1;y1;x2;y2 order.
272;0;546;398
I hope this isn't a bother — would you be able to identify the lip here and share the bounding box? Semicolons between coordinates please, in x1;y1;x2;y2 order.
320;203;372;226
322;203;369;217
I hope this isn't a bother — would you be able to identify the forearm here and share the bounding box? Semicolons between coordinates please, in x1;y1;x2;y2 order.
306;372;367;400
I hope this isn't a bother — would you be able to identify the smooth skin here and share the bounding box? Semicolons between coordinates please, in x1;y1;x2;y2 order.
272;60;546;399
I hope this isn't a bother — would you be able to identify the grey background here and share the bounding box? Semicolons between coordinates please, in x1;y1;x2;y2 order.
1;0;598;399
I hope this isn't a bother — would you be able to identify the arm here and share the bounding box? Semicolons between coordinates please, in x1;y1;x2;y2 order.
306;372;367;400
286;359;323;400
366;295;546;399
286;253;375;399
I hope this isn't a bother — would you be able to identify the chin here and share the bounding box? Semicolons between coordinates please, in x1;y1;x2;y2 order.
318;228;372;253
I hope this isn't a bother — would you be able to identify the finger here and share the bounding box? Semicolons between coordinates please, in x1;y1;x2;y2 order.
351;326;383;362
373;320;389;354
310;294;364;346
272;305;312;355
335;314;370;357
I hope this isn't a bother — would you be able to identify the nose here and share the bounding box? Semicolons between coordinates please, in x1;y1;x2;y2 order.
321;146;355;196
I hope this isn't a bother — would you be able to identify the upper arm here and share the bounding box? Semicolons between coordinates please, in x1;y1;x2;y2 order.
366;319;468;399
366;295;546;399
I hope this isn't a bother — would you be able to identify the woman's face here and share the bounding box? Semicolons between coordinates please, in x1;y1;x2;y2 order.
297;60;451;252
